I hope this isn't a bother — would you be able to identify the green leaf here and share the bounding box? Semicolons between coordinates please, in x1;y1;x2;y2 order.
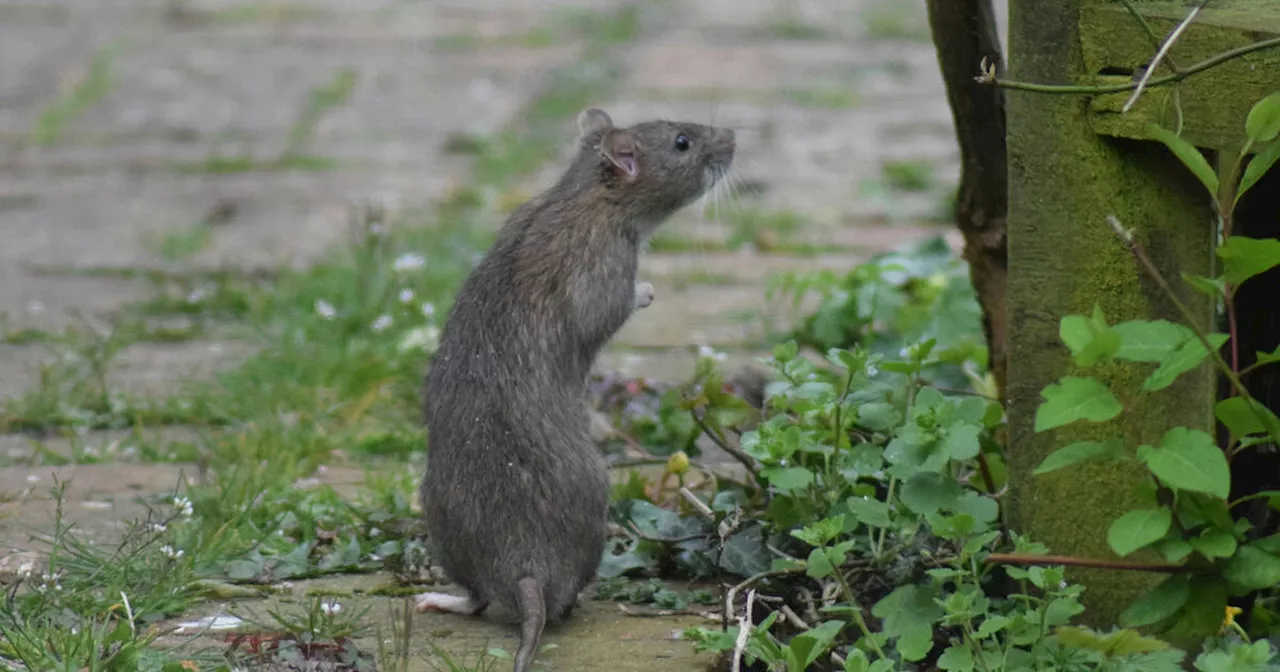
1138;427;1230;499
871;585;943;662
843;496;892;529
901;472;962;516
1245;91;1280;143
1257;346;1280;367
1190;529;1237;560
1215;396;1280;441
1033;440;1121;476
1035;376;1123;432
1112;320;1194;363
1237;140;1280;205
1119;575;1191;628
784;620;844;672
1108;507;1173;557
953;492;1000;531
1060;305;1121;366
937;645;975;671
1143;332;1229;392
1222;543;1280;592
762;466;815;494
941;422;982;461
1181;272;1228;298
857;402;900;431
1149;123;1219;195
1218;235;1280;288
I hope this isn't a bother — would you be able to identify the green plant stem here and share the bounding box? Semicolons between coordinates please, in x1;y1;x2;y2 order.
832;567;889;663
1228;489;1280;508
987;36;1280;95
1105;215;1278;440
874;477;896;559
962;624;993;672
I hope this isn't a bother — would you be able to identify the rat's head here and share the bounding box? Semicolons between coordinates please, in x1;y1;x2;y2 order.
573;108;735;223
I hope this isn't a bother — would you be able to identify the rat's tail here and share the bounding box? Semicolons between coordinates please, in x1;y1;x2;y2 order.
513;577;546;672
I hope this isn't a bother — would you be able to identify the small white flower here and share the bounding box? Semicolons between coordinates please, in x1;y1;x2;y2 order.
26;474;38;484
321;601;342;615
369;527;382;537
160;545;183;559
393;254;426;272
372;314;394;332
369;222;388;237
315;299;337;320
151;523;167;533
398;326;441;353
398;288;415;304
697;345;728;363
172;496;194;518
421;302;436;319
187;288;206;304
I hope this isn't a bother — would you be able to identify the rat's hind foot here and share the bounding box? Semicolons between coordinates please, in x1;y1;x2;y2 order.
633;281;654;310
414;592;489;616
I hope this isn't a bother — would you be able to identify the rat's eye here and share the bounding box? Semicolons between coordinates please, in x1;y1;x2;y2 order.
674;134;690;151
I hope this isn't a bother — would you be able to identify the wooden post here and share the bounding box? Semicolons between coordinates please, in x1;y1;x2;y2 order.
1004;0;1221;628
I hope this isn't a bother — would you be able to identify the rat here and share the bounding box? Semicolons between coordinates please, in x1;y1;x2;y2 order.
415;107;735;672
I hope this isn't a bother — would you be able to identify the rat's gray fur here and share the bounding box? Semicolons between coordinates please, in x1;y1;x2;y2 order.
418;108;734;672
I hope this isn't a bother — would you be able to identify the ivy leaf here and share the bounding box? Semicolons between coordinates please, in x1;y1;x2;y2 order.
1245;91;1280;143
871;585;943;662
1108;507;1173;557
941;422;982;461
1035;376;1123;432
1033;440;1121;476
1119;574;1191;628
1237;140;1280;206
1143;333;1229;392
901;472;962;516
1138;427;1230;499
1112;320;1194;363
719;525;771;578
1148;123;1219;195
1257;346;1280;367
1222;544;1280;592
1218;236;1280;288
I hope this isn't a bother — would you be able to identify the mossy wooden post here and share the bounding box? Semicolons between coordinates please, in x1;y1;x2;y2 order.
1004;0;1222;629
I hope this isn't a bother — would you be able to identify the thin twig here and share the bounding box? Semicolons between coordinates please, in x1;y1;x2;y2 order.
1123;0;1208;113
984;35;1280;95
692;410;762;480
1105;215;1274;437
1118;0;1181;71
779;604;810;631
986;552;1187;574
731;589;757;672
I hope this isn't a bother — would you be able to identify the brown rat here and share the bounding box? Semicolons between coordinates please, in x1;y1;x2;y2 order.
415;107;735;672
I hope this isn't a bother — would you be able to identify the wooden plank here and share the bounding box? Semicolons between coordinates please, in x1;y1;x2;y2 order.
1080;1;1280;150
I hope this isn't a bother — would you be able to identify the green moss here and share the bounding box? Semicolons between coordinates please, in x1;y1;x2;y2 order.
1005;0;1217;635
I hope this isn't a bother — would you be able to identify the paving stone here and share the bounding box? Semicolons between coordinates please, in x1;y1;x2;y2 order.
0;340;256;401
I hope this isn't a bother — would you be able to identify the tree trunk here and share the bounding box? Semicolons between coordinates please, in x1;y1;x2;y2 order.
925;0;1010;404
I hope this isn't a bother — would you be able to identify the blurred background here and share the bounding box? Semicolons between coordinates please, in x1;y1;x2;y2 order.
0;0;1008;385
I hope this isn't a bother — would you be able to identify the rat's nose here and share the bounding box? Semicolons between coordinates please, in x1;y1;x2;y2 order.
715;127;736;153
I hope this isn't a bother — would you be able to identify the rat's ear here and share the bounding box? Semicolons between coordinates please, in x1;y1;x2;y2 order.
576;108;613;138
600;129;638;179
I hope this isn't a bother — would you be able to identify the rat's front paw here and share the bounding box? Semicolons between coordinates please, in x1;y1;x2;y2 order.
634;281;655;309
